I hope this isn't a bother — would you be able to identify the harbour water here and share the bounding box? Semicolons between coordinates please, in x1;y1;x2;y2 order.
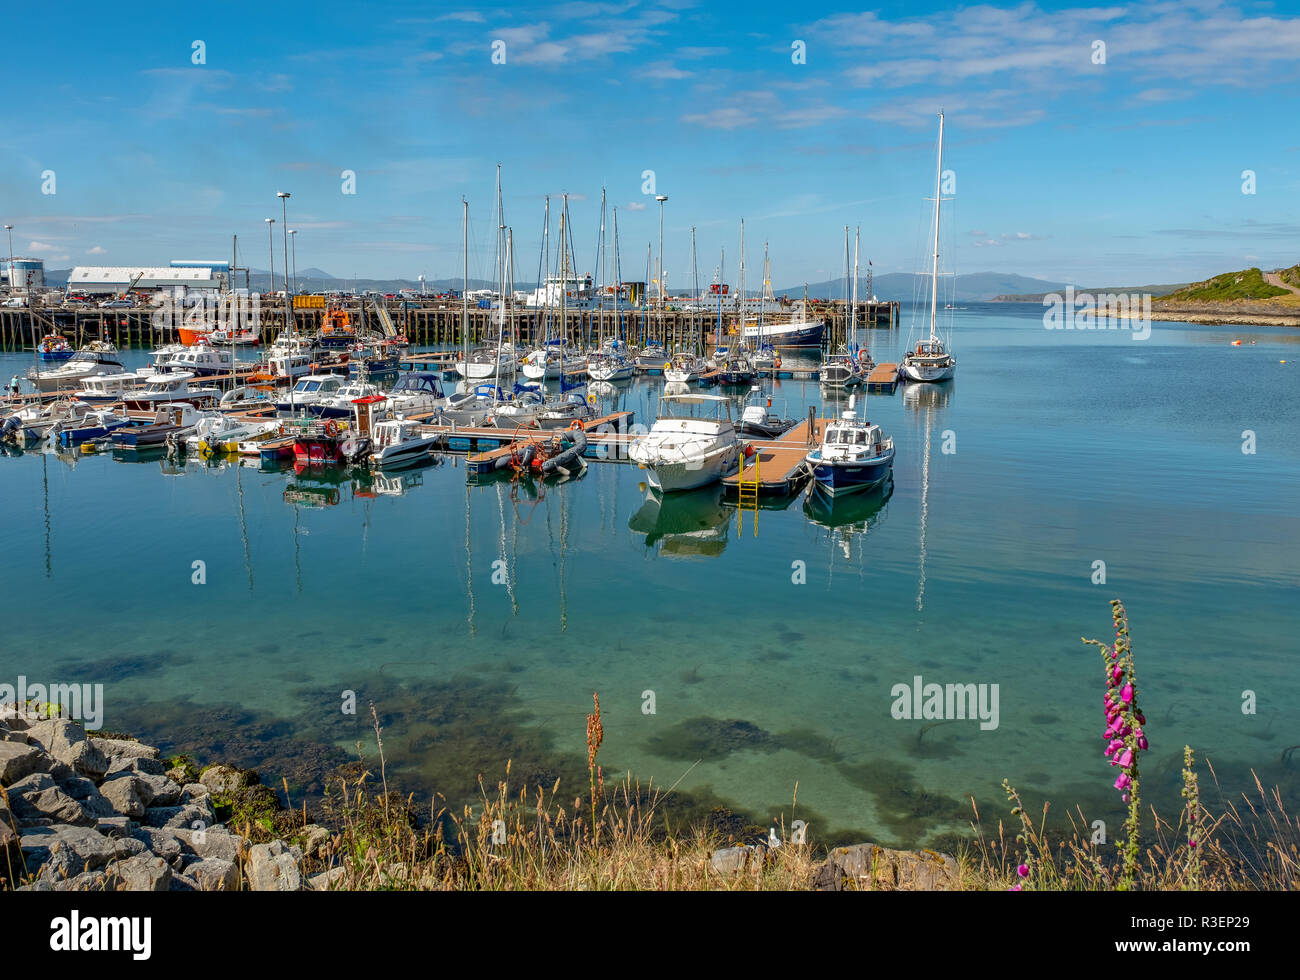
2;302;1297;850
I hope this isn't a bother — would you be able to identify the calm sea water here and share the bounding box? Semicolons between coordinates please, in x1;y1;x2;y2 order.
2;303;1298;850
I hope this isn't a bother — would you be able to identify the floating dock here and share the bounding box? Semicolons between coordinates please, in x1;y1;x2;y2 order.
721;417;828;497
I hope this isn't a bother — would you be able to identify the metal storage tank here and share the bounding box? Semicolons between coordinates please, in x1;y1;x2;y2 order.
5;257;44;290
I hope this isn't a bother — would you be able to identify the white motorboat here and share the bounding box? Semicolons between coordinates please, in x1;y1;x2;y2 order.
165;342;237;377
2;399;95;444
217;385;276;413
663;352;705;383
804;397;894;496
274;374;346;413
368;417;442;468
383;372;447;416
189;414;281;454
76;372;144;404
310;379;384;418
28;343;125;393
122;372;220;412
628;392;742;492
901;111;957;384
633;342;668;371
144;343;188;374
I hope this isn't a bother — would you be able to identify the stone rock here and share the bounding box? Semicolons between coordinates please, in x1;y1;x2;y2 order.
7;772;56;797
175;825;242;863
0;805;20;884
107;854;171;892
710;844;767;875
26;720;109;779
136;772;182;806
143;798;215;831
96;816;132;836
198;764;246;795
810;843;960;891
1;729;28;744
10;786;95;828
299;824;331;859
180;782;210;802
57;777;118;820
106;754;167;778
90;737;159;761
187;857;238;892
131;827;185;867
308;866;346;891
245;839;303;891
0;742;47;786
99;774;148;819
20;825;142;879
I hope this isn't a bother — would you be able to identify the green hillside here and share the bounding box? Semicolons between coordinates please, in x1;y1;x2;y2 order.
1157;267;1288;302
1279;264;1300;289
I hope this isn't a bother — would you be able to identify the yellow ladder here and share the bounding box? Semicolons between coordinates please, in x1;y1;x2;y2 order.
737;447;760;536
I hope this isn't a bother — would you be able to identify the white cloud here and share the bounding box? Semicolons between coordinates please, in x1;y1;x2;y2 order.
625;202;647;211
86;246;107;255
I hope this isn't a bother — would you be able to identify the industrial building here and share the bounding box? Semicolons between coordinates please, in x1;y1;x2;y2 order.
64;260;229;298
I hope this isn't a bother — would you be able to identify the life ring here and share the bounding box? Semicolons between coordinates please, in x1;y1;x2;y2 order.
324;419;340;438
569;420;582;431
663;362;671;372
587;393;597;406
774;356;782;369
278;423;285;436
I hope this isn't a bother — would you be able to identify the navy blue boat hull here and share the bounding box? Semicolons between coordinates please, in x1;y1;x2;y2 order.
811;452;894;495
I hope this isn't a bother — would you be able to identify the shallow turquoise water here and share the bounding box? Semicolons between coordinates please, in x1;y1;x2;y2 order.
2;304;1298;848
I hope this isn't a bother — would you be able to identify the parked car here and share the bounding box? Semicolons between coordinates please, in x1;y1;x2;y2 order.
99;299;132;309
3;297;24;308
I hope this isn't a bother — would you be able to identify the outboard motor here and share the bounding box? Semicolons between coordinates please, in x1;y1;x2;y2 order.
1;414;22;442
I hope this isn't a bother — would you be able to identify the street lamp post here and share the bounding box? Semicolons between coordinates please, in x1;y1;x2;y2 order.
288;229;298;293
277;192;293;335
3;225;12;296
265;218;276;296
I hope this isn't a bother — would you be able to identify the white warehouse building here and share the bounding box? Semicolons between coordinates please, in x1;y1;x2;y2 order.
65;264;228;298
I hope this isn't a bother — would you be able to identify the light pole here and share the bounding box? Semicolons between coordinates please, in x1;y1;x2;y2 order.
288;229;298;293
265;218;276;295
277;192;291;292
3;225;12;295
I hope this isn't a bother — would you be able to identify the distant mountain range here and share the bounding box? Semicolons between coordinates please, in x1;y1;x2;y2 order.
39;264;1188;303
773;272;1075;302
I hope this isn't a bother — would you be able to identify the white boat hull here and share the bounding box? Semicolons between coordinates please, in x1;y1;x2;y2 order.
900;359;955;383
633;445;739;493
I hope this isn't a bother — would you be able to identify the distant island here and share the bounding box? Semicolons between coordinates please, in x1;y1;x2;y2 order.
993;265;1300;327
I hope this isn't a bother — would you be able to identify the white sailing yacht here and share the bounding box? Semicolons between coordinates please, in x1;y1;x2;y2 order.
901;111;957;384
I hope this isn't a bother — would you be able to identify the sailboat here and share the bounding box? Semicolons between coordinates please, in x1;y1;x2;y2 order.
901;112;957;384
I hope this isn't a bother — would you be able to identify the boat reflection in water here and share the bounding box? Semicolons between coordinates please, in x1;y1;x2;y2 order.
802;476;894;561
628;483;730;558
902;376;951;610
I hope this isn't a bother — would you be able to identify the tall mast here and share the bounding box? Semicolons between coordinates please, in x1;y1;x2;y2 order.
541;196;551;343
612;207;621;342
739;218;746;351
690;226;699;356
461;198;469;363
851;225;859;354
929;111;944;343
598;187;606;346
560;197;567;352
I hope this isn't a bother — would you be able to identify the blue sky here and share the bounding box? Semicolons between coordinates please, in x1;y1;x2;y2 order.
3;0;1299;288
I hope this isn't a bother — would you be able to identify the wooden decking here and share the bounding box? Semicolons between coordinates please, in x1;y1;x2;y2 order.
722;417;827;497
867;362;900;391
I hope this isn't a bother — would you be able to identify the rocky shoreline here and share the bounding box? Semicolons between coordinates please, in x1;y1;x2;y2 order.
1;710;329;892
1;708;962;891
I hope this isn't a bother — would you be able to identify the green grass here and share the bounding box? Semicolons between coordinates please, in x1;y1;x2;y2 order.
1279;264;1300;290
1157;267;1289;302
